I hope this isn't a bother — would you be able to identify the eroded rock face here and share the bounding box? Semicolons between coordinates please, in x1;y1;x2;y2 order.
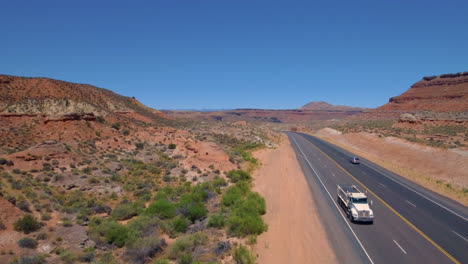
378;73;468;112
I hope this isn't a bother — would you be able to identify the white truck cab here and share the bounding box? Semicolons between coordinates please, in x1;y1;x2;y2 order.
337;184;374;223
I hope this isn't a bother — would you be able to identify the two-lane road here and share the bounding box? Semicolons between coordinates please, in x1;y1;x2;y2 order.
286;132;468;264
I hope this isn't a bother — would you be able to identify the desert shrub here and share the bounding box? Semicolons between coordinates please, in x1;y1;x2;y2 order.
145;199;175;219
90;218;136;247
104;222;135;247
36;232;48;240
226;170;251;183
96;116;105;123
60;249;76;264
207;213;225;228
124;237;164;264
111;202;141;221
168;143;176;149
123;129;130;136
171;216;188;233
18;237;37;249
154;259;170;264
0;220;5;230
212;177;227;190
135;142;145;150
178;254;193;264
14;215;41;234
168;233;208;260
17;200;31;212
78;247;95;262
222;182;266;237
127;215;160;237
111;123;120;130
14;255;47;264
221;182;250;207
233;245;256;264
423;76;437;81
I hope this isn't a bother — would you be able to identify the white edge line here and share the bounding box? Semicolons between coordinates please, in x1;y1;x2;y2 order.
362;161;468;222
291;135;375;264
313;136;468;222
393;240;407;254
452;231;468;243
406;200;417;208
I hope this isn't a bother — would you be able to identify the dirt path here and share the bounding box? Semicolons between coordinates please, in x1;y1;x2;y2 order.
252;134;337;264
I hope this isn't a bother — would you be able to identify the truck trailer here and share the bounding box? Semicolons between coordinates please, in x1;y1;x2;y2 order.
337;184;374;223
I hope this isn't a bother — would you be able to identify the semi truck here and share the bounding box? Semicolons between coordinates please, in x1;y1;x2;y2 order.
337;184;374;223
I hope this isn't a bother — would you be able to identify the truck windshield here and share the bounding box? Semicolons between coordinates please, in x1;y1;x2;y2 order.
352;198;368;204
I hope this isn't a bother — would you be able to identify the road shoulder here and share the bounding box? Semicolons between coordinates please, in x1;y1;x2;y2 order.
252;134;337;264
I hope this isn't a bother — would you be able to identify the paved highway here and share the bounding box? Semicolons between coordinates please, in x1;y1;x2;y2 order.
286;132;468;264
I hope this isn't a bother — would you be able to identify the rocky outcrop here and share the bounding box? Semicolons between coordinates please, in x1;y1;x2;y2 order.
378;72;468;112
44;112;96;123
0;74;167;121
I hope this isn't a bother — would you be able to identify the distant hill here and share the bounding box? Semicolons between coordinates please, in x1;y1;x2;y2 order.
299;101;367;111
0;74;166;121
376;72;468;112
165;101;367;124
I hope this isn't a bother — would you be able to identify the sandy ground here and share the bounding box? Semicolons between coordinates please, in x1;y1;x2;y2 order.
252;135;337;264
315;128;468;205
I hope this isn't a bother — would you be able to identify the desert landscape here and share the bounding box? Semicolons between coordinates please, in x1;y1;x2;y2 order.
1;71;466;264
1;2;467;263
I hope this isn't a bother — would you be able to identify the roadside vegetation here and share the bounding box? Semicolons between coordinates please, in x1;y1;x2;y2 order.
0;115;272;263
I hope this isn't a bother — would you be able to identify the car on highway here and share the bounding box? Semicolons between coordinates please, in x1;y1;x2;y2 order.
350;157;360;164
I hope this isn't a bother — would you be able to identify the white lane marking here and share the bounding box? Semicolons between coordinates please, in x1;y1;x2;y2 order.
452;231;468;243
313;136;468;222
406;200;417;208
332;173;336;177
378;183;386;188
362;161;468;222
393;240;407;254
291;135;375;264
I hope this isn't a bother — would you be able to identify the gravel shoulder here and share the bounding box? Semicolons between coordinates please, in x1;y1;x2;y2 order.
252;134;337;264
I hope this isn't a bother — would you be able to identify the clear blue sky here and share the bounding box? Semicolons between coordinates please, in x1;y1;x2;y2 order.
1;0;467;110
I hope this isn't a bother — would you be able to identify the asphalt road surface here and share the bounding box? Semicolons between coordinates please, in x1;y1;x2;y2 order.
286;132;468;264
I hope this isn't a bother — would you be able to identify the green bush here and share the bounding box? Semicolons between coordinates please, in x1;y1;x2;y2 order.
154;259;170;264
171;216;188;233
90;218;136;248
168;233;208;260
233;245;256;264
18;237;37;249
125;237;164;264
221;182;250;207
207;213;225;228
168;143;177;149
14;215;41;234
105;222;135;247
111;202;141;220
212;177;227;188
111;123;120;130
145;199;175;219
127;215;160;236
96;116;105;124
14;256;47;264
222;182;267;237
177;189;208;223
226;170;251;183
